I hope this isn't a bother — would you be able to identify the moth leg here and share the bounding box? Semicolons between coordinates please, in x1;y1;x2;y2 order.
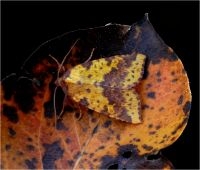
73;102;84;120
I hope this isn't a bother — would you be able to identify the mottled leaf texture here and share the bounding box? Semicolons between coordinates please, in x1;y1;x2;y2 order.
1;14;191;169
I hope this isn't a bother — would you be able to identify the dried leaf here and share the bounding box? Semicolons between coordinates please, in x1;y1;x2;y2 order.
1;15;191;169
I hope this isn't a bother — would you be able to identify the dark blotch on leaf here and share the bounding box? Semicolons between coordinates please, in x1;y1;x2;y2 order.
98;146;105;150
74;112;81;119
122;151;132;158
183;101;191;114
147;92;155;99
14;79;36;113
27;137;33;142
116;134;121;140
42;141;64;169
92;125;99;135
103;120;112;128
43;100;54;118
156;71;161;77
56;120;68;130
8;127;16;136
142;104;149;110
67;160;74;167
146;153;161;160
26;145;35;151
108;163;119;169
142;58;149;80
5;144;11;151
25;158;37;169
65;138;71;144
177;95;184;105
74;151;81;159
3;104;19;123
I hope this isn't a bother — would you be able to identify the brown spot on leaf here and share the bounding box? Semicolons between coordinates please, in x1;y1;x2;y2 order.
177;95;184;105
5;144;11;151
103;120;112;128
8;127;16;137
26;145;35;151
42;141;64;169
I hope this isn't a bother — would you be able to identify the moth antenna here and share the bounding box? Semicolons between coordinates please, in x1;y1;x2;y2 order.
49;54;65;78
57;94;67;120
51;39;80;128
53;85;58;128
84;48;95;63
58;38;80;78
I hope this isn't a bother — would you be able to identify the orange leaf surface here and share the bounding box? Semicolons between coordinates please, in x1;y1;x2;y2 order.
1;15;191;169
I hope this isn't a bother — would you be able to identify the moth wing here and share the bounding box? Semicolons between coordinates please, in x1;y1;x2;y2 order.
67;83;141;124
65;53;146;89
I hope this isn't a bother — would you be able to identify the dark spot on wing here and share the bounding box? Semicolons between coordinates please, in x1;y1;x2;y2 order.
42;141;64;169
155;125;161;130
86;88;91;93
26;145;35;151
2;104;19;123
148;124;153;128
133;138;141;142
149;131;156;135
142;144;153;151
80;98;89;106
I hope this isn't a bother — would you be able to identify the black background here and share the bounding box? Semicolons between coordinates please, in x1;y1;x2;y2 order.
2;1;199;169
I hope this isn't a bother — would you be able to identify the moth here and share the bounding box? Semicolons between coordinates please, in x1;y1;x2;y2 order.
56;50;146;124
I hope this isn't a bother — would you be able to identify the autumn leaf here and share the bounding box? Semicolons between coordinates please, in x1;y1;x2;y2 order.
1;14;191;169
